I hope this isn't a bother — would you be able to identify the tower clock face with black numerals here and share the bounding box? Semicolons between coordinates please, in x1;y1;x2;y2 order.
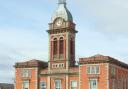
55;18;63;27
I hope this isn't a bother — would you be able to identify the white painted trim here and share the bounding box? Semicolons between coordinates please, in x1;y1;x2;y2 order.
40;81;46;89
59;36;65;39
47;76;50;89
86;65;100;75
54;80;61;89
50;35;58;41
89;78;98;89
22;80;29;89
70;80;78;89
66;75;68;89
86;64;100;66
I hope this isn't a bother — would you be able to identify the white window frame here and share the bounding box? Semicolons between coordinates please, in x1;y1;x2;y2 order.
111;66;116;75
22;80;29;89
52;63;64;68
87;65;100;74
40;81;46;89
54;80;61;89
89;78;98;89
70;80;78;89
21;69;31;78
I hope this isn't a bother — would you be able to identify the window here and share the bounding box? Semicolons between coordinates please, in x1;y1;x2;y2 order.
21;69;31;77
87;65;100;74
87;66;91;74
53;38;58;60
111;66;116;75
71;81;77;89
40;81;46;89
89;79;97;89
59;37;64;54
53;38;58;55
117;79;121;89
55;80;61;89
123;79;126;89
91;66;95;74
22;80;29;89
95;66;99;74
59;37;64;59
112;79;115;89
52;63;64;68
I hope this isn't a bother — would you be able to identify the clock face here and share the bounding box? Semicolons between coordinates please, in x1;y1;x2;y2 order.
55;19;63;27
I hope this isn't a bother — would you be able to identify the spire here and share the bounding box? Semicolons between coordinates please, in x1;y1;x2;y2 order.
58;0;66;4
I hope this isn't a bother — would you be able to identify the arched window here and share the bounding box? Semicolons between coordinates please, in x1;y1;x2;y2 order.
59;37;64;54
53;38;57;55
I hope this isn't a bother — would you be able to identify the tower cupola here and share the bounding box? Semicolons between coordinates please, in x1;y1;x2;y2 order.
48;0;77;70
51;0;73;22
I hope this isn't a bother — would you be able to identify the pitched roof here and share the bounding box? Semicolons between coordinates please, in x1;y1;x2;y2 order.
79;54;128;69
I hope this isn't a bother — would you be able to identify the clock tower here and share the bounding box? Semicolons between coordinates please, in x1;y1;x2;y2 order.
47;0;78;70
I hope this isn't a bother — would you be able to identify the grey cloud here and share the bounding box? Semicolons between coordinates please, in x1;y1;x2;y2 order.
0;44;21;83
73;0;128;35
0;55;15;83
0;41;48;83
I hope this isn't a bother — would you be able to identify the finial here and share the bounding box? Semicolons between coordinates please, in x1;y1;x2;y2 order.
58;0;66;4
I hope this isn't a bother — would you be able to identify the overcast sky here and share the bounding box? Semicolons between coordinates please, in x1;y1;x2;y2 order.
0;0;128;83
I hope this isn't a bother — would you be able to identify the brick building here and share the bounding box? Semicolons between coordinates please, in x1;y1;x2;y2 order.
14;0;128;89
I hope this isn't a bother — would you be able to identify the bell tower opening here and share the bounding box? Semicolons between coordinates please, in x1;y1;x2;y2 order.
53;38;58;60
59;37;64;59
47;0;78;70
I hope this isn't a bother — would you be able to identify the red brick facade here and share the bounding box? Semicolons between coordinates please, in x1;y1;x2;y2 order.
14;1;128;89
79;55;128;89
14;55;128;89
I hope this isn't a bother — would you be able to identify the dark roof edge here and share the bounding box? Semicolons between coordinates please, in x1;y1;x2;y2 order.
14;59;48;68
79;55;128;69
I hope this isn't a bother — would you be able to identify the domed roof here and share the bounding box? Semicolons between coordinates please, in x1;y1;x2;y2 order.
51;0;73;22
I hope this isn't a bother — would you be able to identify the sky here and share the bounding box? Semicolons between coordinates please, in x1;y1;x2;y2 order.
0;0;128;83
